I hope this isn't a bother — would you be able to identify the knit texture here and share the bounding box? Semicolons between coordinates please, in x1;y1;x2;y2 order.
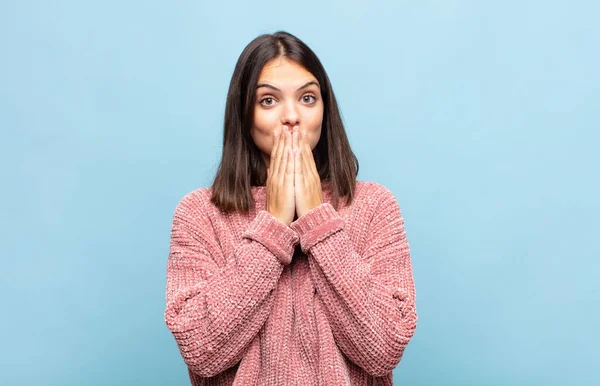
164;180;418;385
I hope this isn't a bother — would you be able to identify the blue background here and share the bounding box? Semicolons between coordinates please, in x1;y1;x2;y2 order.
1;1;598;385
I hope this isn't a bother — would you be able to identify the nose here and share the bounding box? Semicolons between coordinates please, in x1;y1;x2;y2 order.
281;99;300;129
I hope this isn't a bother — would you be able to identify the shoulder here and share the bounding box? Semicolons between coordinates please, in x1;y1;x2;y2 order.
353;181;406;236
172;186;214;219
354;180;403;221
355;180;398;204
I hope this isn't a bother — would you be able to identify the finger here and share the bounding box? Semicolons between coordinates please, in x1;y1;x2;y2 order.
278;129;291;186
294;146;302;190
291;129;298;187
303;143;311;188
292;129;298;156
275;127;289;181
286;146;294;183
298;132;309;187
297;132;305;186
301;131;317;181
270;128;282;181
267;131;280;181
303;131;318;177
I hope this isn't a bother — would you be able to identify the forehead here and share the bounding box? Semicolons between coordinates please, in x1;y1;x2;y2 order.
257;57;317;85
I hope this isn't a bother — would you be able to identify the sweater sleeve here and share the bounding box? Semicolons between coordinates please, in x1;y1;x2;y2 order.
289;185;418;377
164;192;299;378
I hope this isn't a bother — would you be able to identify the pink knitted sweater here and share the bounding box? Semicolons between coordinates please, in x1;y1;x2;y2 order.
164;180;418;385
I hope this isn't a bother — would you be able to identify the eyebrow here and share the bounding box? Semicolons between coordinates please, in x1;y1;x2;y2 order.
256;80;320;92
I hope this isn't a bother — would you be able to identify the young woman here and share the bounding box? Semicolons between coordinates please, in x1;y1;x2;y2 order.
164;31;418;386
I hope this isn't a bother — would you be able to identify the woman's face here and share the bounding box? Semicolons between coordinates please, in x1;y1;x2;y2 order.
250;56;324;169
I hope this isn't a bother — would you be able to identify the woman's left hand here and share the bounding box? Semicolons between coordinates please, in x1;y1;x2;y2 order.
293;128;323;218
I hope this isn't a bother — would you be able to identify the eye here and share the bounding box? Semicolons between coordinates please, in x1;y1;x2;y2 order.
259;96;276;107
302;94;317;104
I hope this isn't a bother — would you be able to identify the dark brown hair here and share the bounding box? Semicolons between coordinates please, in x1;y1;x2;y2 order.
210;30;359;213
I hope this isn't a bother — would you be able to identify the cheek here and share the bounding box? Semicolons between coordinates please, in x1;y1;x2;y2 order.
252;110;270;133
306;106;323;149
309;132;320;151
252;112;274;147
252;131;272;155
254;109;282;132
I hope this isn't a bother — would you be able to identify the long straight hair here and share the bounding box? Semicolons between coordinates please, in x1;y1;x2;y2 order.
210;31;359;213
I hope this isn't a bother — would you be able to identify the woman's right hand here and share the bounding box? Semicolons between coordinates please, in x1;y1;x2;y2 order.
266;126;296;226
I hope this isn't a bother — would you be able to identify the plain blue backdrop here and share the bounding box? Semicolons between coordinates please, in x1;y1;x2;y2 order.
1;1;598;385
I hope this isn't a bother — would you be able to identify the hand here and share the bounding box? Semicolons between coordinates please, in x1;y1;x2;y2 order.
293;128;323;218
266;126;296;226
